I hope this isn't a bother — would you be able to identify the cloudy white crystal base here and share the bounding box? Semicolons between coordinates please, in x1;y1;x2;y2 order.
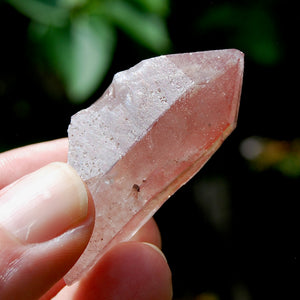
65;49;244;284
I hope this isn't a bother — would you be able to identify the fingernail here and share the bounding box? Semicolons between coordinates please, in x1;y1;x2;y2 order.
0;162;88;243
142;242;168;263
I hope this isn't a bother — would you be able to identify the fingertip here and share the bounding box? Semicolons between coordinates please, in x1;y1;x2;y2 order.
130;218;162;248
72;242;172;300
0;138;69;189
0;163;95;300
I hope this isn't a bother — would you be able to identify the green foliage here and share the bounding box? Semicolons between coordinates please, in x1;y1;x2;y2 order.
7;0;70;26
197;3;281;65
100;0;170;54
6;0;171;103
29;17;116;102
129;0;169;16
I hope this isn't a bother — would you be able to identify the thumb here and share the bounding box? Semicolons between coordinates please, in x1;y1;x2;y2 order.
0;163;94;300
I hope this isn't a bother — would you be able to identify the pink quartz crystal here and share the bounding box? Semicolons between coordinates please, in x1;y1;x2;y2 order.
65;49;244;284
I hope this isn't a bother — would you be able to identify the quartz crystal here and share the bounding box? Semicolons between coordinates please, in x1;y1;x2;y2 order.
65;49;244;284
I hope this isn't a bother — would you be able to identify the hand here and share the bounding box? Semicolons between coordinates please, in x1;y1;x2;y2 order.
0;139;172;300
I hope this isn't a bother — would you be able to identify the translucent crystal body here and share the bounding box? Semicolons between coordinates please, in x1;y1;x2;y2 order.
65;49;244;284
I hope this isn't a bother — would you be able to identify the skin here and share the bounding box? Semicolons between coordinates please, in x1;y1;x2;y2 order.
0;138;172;300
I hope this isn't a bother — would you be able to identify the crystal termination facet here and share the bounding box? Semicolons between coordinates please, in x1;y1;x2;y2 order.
65;49;244;284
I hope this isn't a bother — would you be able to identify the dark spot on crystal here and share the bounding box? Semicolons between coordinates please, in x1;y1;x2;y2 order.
132;184;140;192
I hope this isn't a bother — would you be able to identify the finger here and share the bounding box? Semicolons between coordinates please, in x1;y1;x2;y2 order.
130;218;162;248
54;242;173;300
0;138;68;189
0;163;94;300
42;218;162;299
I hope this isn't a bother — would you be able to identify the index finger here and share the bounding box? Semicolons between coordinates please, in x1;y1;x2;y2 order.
0;138;68;189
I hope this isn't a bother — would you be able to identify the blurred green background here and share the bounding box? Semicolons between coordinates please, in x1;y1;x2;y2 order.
0;0;298;299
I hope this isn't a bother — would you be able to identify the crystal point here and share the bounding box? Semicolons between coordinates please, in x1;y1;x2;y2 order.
65;49;244;284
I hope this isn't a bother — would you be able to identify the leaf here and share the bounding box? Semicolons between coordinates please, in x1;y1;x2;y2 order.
29;16;116;103
59;0;88;9
130;0;169;16
197;4;281;65
102;0;171;53
66;17;116;102
7;0;69;26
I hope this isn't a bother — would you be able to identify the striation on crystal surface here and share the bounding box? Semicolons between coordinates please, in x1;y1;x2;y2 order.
65;49;244;284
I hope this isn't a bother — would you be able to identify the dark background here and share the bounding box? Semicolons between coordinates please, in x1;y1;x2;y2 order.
0;0;298;299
